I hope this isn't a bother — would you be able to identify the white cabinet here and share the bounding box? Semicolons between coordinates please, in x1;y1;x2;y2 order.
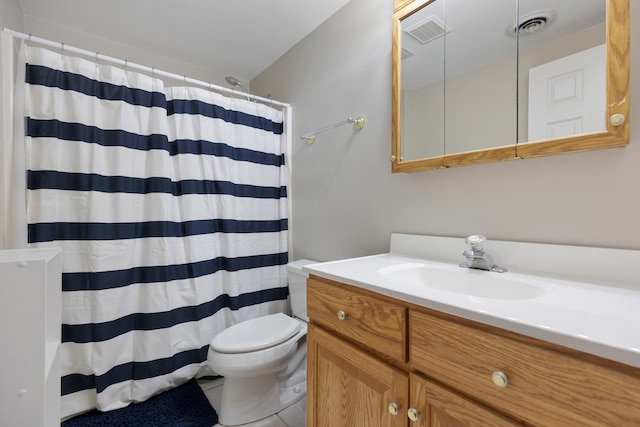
0;248;62;427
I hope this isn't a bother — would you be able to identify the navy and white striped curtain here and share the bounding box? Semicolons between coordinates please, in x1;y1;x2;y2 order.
23;46;289;418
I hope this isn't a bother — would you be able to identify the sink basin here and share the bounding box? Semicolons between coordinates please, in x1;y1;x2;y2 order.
378;262;547;300
303;241;640;368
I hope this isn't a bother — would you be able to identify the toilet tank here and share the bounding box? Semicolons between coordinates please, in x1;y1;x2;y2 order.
286;259;317;322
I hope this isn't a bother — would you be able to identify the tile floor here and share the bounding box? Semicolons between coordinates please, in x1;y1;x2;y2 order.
199;378;306;427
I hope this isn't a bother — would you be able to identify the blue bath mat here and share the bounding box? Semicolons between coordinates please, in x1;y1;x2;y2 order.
62;379;218;427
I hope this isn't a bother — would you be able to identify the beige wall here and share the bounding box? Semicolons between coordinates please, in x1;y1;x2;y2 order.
18;15;238;89
403;23;605;158
403;56;516;157
0;0;22;30
253;0;640;262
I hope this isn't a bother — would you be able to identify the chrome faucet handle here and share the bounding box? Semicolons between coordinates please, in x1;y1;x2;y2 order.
460;235;508;273
465;235;486;251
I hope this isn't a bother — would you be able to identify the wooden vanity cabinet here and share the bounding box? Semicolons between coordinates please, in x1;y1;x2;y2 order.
306;275;640;427
411;309;640;426
307;324;409;427
307;276;410;426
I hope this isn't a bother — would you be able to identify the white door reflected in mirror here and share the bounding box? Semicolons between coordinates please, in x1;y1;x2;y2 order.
528;44;606;141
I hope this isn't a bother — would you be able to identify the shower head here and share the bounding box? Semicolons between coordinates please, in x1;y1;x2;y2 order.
224;75;249;93
224;75;252;101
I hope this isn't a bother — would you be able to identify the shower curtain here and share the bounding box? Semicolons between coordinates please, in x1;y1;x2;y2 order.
20;46;289;418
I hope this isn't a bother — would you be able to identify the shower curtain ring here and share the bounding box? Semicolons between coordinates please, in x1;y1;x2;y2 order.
27;33;32;43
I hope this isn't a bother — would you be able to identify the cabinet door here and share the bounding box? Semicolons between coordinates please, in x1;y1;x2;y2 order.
409;374;523;427
307;323;409;427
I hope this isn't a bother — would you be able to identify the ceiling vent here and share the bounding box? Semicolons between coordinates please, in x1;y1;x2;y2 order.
404;15;450;45
507;10;557;37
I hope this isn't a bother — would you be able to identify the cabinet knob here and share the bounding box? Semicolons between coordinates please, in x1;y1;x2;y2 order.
388;402;399;415
492;371;509;388
407;407;420;422
336;310;346;320
609;113;625;126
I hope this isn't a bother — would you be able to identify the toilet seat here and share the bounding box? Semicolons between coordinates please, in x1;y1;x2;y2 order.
210;313;301;353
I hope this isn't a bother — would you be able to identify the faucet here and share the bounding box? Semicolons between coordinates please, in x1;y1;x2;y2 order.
459;235;507;273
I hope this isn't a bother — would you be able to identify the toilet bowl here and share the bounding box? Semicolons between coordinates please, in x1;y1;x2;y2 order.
207;259;316;426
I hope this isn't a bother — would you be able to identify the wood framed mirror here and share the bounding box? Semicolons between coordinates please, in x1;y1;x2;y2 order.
391;0;630;173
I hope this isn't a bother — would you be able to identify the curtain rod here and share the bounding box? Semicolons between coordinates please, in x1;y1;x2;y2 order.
3;28;290;108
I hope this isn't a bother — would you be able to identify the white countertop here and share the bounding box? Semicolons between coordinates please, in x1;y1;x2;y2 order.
304;251;640;368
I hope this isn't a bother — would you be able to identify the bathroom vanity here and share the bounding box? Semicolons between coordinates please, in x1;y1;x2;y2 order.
304;234;640;426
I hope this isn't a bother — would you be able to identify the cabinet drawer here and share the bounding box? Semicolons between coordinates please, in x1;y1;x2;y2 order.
307;277;407;362
411;310;640;426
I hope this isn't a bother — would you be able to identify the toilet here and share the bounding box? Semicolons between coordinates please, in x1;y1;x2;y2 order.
207;259;316;426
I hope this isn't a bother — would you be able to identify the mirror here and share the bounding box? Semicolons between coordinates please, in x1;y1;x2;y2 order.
391;0;629;172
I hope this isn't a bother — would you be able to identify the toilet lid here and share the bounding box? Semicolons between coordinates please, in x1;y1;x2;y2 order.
210;313;301;354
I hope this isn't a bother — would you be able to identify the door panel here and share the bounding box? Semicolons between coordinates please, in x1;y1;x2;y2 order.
307;324;409;427
409;373;523;427
528;44;606;141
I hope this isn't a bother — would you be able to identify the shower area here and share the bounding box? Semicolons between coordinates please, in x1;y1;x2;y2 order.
1;29;292;420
